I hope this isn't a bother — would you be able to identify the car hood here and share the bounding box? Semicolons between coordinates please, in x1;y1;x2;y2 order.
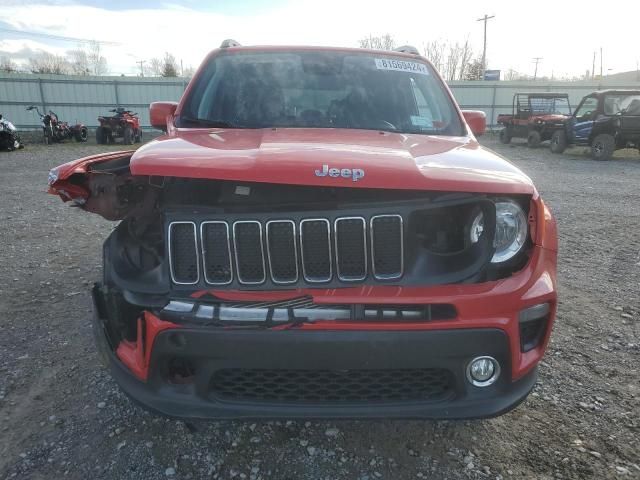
130;128;535;195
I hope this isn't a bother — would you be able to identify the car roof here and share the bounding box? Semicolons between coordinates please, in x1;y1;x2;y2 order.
590;89;640;96
212;44;430;61
516;92;569;98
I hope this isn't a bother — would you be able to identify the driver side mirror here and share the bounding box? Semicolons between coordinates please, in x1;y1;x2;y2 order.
461;110;486;136
150;102;178;131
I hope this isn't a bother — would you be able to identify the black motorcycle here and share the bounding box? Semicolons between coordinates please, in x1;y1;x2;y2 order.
0;114;23;151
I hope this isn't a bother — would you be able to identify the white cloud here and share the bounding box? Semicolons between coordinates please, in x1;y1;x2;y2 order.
1;0;639;78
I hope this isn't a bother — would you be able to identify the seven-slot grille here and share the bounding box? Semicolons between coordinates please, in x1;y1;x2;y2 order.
168;215;403;286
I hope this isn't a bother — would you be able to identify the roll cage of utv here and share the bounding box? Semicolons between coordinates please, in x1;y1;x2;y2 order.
549;90;640;161
497;93;571;147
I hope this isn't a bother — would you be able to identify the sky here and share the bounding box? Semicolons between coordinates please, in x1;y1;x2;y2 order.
0;0;638;78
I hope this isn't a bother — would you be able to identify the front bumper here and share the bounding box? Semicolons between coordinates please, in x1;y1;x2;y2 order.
93;300;539;420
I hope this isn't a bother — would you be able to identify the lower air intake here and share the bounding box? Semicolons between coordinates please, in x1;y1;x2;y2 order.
210;368;453;403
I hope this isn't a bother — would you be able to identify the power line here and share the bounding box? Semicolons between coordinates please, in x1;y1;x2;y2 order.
0;27;120;46
476;14;495;78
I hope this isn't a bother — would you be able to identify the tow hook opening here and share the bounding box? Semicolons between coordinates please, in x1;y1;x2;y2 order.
166;357;196;385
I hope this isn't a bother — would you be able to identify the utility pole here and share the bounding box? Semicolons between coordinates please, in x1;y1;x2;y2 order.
592;51;596;80
476;14;495;79
136;60;145;77
532;57;542;80
600;47;603;78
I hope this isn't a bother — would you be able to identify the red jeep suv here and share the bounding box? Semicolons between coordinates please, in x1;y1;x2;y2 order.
48;42;558;419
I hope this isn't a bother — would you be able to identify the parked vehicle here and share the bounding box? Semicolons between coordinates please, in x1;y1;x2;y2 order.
497;93;571;147
96;108;142;145
549;90;640;160
0;114;23;151
26;106;88;144
48;41;557;420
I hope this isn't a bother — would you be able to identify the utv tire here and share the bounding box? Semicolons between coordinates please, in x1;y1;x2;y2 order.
550;130;567;154
123;125;134;145
96;126;107;144
527;130;542;148
499;128;511;144
591;134;615;161
75;127;88;142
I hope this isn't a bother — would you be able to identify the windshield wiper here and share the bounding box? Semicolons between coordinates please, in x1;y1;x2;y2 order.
180;116;240;128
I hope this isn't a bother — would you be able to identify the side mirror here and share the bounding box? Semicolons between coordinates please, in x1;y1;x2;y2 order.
461;110;486;137
150;102;178;131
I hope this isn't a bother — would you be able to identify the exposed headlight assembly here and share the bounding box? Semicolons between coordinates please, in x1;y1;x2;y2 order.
470;199;528;263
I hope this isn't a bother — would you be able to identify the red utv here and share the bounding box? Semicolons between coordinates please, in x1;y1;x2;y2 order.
498;93;571;147
96;107;142;145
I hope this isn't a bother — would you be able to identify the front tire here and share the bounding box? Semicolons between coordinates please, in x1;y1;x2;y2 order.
499;127;511;144
550;130;567;154
527;130;541;148
123;125;134;145
96;126;107;144
591;134;615;161
75;127;88;142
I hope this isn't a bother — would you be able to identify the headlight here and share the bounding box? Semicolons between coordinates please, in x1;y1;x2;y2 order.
470;200;528;263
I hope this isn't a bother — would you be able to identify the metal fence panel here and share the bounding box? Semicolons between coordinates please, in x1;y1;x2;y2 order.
1;73;639;130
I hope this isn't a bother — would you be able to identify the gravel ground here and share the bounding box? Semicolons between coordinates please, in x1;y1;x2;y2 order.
0;136;639;480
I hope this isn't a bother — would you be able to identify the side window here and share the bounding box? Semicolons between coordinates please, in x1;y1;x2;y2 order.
574;97;598;119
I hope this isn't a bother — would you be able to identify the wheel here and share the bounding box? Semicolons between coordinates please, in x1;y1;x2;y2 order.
75;127;88;142
96;126;107;144
499;127;511;144
591;134;615;161
550;130;567;154
43;133;50;145
123;125;134;145
527;130;541;148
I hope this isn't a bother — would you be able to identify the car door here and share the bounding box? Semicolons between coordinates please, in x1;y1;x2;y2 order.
571;95;599;145
619;95;640;142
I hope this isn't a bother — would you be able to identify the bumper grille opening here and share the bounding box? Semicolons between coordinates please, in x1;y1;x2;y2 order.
210;368;454;403
520;317;548;352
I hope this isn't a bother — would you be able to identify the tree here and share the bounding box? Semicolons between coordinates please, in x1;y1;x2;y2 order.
358;34;396;51
464;58;484;81
86;41;108;75
68;48;90;75
0;56;18;73
161;52;178;77
29;52;70;75
148;52;179;77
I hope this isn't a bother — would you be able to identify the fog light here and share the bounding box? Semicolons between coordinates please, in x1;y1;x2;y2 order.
466;356;500;387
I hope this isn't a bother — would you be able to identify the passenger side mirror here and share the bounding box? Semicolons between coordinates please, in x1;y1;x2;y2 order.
462;110;486;137
150;101;178;131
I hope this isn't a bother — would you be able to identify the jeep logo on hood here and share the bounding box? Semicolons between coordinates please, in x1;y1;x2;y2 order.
315;164;365;182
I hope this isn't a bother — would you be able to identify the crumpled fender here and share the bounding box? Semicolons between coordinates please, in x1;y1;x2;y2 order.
48;150;135;204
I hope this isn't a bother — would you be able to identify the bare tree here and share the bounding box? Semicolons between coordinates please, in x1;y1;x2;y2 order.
422;40;445;72
29;52;71;75
86;41;108;75
422;39;474;81
67;48;90;75
358;34;396;50
0;56;18;73
457;40;474;80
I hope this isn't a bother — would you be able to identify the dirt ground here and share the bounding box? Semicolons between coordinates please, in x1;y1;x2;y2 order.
0;135;638;480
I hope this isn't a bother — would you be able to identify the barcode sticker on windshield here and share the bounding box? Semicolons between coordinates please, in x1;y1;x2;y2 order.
375;58;429;75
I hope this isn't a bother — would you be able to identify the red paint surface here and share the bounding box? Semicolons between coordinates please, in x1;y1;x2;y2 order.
115;312;179;381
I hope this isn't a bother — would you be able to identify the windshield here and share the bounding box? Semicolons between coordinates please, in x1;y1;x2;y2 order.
179;50;464;135
529;96;571;115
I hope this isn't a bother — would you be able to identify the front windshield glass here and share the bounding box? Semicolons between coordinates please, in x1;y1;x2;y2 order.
529;96;571;115
179;50;464;136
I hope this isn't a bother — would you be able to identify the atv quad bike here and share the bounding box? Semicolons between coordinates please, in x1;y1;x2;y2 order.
0;114;24;151
497;93;571;148
96;107;142;145
548;90;640;161
26;106;88;144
